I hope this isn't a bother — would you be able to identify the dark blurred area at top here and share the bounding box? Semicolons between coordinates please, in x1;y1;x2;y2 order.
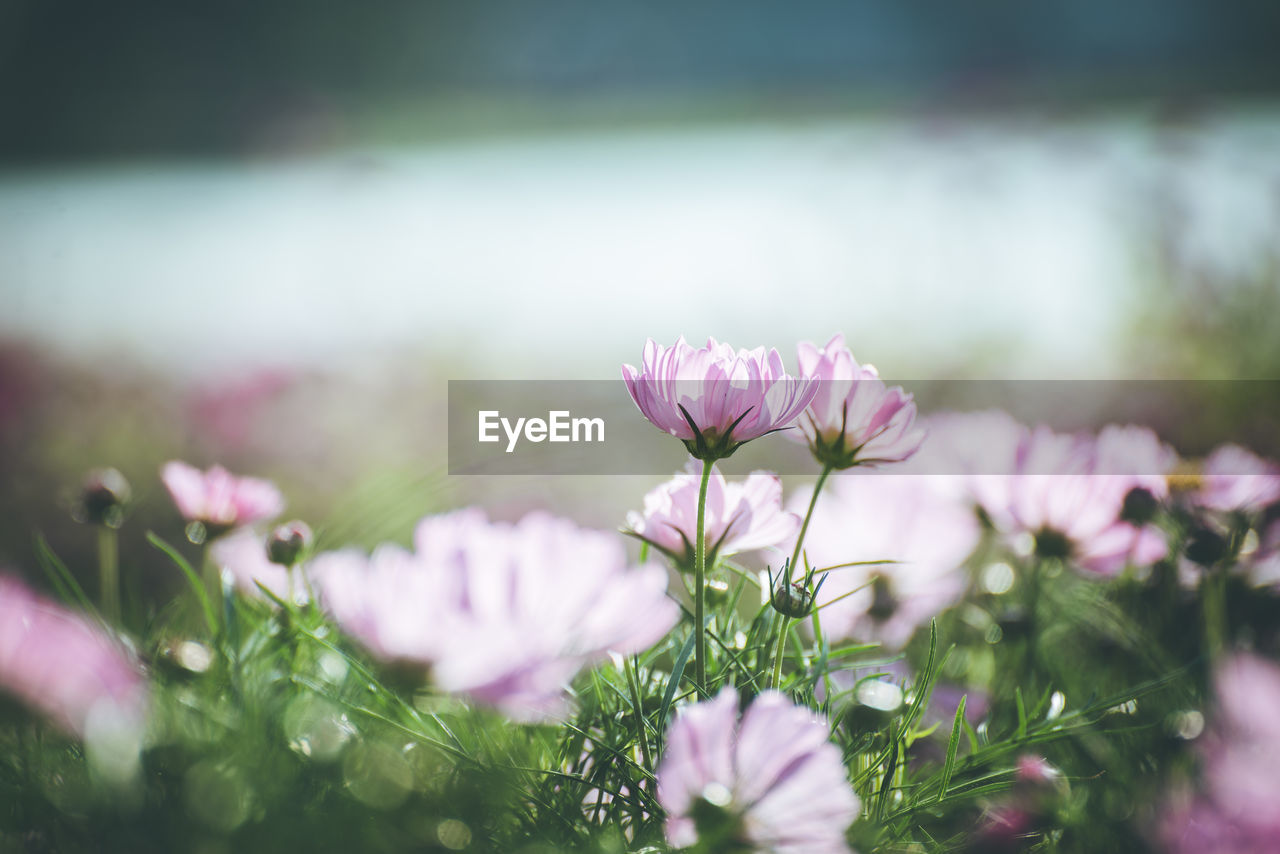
3;0;1280;163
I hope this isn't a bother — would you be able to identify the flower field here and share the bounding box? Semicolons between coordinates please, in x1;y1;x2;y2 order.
2;335;1278;853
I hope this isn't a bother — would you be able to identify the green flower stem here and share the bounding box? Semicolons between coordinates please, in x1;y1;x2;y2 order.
202;546;221;630
1202;566;1226;661
771;463;834;690
1027;559;1040;676
693;459;714;696
97;526;120;625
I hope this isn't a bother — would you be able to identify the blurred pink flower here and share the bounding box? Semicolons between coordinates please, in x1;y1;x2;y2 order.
209;528;302;604
657;687;859;854
160;461;285;530
999;426;1175;576
972;804;1037;853
187;368;294;452
907;410;1029;474
1197;444;1280;514
626;462;799;571
1155;653;1280;853
793;334;925;469
314;509;679;722
622;337;818;460
790;475;981;649
0;575;147;739
898;409;1030;512
1015;755;1061;788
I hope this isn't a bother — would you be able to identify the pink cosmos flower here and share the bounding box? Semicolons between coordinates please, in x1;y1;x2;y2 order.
907;410;1030;474
626;462;800;571
209;528;303;604
1155;653;1280;853
794;334;925;469
994;425;1175;576
1197;444;1280;514
899;410;1033;514
0;574;147;739
932;421;1174;577
657;687;860;854
622;337;818;460
789;475;981;649
905;414;1177;575
314;509;679;722
160;461;285;531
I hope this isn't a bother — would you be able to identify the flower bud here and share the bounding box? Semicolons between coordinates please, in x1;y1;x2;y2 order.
867;573;899;621
267;521;313;566
770;579;814;619
1185;526;1228;567
1119;487;1159;526
79;468;131;528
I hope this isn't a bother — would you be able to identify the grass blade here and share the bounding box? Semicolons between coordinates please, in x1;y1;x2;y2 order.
939;694;967;801
147;531;217;634
1015;687;1028;739
657;627;698;754
34;532;95;614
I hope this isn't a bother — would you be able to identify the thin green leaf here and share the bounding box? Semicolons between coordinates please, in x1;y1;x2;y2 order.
34;532;95;614
147;531;217;635
939;694;967;801
657;627;698;754
1015;687;1028;739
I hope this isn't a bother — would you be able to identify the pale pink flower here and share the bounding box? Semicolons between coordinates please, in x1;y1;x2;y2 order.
312;544;443;662
160;461;284;530
314;509;679;722
899;409;1032;518
186;368;294;452
906;410;1029;476
794;334;925;468
657;687;860;854
623;337;818;460
626;462;799;570
971;425;1175;576
1092;424;1179;490
1015;755;1062;788
1155;653;1280;853
903;415;1176;575
1197;444;1280;514
0;575;147;739
789;475;981;649
209;528;302;604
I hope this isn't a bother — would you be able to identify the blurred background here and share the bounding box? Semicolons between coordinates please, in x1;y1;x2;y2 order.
3;0;1280;602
